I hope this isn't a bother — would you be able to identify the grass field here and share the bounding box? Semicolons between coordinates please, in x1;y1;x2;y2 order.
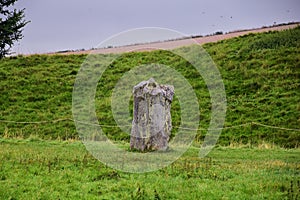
0;138;299;199
0;26;299;199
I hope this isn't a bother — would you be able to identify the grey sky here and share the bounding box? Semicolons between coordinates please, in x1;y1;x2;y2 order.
12;0;300;54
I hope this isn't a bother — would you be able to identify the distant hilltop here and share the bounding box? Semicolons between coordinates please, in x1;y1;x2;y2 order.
50;22;300;55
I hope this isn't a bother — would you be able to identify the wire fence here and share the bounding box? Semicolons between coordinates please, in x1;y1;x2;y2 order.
0;118;299;132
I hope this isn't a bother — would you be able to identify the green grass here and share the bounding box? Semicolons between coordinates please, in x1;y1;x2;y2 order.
1;27;299;147
0;138;299;199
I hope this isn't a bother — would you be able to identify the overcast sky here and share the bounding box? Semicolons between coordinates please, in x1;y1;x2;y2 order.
12;0;300;54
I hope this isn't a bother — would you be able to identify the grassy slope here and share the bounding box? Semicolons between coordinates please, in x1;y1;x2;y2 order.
0;27;299;147
205;27;300;147
0;138;299;199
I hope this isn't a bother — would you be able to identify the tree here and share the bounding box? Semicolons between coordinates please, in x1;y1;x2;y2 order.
0;0;29;58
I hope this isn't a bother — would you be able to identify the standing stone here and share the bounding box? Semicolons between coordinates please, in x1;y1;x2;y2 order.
130;78;174;151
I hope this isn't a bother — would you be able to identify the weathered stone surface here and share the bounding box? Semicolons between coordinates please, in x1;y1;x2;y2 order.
130;78;174;151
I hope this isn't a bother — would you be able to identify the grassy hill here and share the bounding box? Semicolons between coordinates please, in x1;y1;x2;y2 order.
0;26;299;147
